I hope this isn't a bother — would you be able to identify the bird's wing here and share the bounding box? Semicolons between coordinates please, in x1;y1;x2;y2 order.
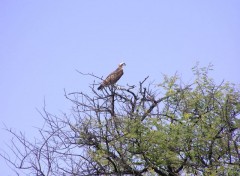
103;68;123;86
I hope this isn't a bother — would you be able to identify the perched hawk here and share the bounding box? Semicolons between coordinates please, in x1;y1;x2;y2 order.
98;62;126;90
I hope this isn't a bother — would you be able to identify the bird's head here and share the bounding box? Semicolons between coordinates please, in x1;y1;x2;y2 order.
119;62;126;68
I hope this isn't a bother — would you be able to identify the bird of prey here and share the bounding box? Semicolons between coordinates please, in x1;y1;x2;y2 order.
98;62;126;90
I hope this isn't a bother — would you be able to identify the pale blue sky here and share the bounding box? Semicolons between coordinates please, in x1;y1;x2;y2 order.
1;1;240;175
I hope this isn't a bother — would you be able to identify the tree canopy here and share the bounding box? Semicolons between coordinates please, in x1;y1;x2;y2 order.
2;65;240;176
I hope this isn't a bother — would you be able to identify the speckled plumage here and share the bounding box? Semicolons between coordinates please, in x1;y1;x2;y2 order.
98;63;126;90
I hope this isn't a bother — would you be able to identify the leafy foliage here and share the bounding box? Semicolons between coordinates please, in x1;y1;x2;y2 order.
1;65;240;175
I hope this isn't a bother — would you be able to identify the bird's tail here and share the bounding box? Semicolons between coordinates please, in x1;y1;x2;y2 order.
97;84;104;90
